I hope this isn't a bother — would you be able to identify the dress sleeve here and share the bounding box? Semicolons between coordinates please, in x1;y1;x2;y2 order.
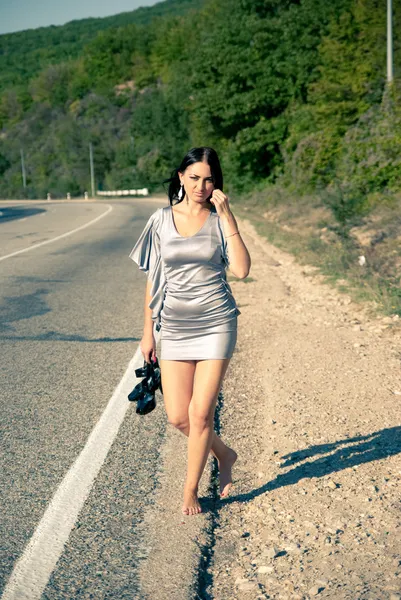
129;208;162;284
129;208;166;331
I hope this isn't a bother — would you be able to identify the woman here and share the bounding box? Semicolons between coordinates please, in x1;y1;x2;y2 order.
129;147;251;516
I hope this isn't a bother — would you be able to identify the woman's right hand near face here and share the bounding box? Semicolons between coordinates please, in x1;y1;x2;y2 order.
140;331;157;363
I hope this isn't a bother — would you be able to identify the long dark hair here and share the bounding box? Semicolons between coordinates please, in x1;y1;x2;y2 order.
163;147;223;206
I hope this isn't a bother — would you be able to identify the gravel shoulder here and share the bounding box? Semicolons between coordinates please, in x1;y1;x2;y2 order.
206;216;401;600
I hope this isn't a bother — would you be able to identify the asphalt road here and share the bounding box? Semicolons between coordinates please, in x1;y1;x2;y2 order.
0;199;167;599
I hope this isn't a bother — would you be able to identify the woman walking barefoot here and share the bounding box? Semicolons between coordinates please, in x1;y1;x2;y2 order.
130;147;251;516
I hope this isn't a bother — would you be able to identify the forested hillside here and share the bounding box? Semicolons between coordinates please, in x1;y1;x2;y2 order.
0;0;202;93
0;0;400;212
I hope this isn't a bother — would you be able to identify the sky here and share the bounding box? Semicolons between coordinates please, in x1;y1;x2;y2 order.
0;0;162;35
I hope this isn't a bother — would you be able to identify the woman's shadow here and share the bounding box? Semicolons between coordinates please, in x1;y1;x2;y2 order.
214;425;401;506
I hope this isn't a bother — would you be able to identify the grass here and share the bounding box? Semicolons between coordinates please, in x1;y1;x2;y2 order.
231;184;401;319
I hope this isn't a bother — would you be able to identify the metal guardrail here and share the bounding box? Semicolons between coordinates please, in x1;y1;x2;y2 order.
97;188;149;197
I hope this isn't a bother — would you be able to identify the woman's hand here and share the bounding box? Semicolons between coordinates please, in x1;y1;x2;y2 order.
210;188;251;279
140;331;157;363
209;189;232;220
210;188;239;236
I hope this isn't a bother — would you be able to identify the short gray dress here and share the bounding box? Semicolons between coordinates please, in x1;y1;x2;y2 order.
129;204;241;360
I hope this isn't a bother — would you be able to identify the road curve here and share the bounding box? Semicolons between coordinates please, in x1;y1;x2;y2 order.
0;199;177;598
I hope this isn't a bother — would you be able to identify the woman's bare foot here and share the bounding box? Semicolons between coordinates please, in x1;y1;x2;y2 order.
182;485;202;515
218;448;237;497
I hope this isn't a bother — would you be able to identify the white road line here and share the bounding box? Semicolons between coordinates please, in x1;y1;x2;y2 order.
0;204;113;262
1;338;157;600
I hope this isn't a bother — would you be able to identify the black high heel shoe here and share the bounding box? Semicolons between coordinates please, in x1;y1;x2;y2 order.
128;356;163;415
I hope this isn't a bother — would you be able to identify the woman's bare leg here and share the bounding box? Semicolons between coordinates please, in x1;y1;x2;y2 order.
183;358;235;515
160;358;235;462
160;358;237;514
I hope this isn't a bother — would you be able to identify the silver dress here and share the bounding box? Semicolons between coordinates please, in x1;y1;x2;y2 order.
129;204;241;360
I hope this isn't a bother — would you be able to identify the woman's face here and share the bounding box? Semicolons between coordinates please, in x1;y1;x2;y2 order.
178;161;215;204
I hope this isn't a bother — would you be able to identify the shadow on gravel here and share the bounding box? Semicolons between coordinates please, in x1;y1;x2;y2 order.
220;426;401;505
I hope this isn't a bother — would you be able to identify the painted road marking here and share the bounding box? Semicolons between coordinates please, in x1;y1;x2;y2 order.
0;204;113;262
1;336;158;600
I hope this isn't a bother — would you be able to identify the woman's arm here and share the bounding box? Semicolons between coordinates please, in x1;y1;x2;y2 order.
140;279;156;362
221;211;251;280
210;190;251;280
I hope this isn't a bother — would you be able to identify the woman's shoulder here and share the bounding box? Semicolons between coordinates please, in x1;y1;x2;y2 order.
148;205;169;226
155;205;172;220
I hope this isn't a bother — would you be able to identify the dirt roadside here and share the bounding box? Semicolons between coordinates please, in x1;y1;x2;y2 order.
205;217;401;600
135;210;401;600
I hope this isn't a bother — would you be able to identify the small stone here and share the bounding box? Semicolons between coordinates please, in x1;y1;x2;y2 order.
390;595;401;600
285;543;301;554
326;480;338;490
309;584;325;596
257;565;274;574
238;581;258;591
234;577;248;586
263;545;280;559
283;579;295;591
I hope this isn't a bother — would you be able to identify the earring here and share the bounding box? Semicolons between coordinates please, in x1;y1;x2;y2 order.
178;184;183;200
